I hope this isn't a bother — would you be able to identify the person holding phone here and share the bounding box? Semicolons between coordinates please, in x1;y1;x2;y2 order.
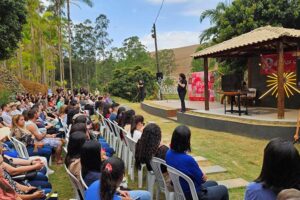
177;73;187;113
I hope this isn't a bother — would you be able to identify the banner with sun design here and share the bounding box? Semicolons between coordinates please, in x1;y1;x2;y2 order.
260;52;296;75
259;72;300;99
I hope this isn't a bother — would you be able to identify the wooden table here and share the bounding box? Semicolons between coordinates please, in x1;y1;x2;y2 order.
219;91;248;116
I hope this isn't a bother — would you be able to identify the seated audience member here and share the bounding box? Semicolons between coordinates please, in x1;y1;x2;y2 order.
1;104;12;127
0;154;46;199
2;156;51;192
135;123;170;180
109;103;120;122
26;108;63;164
70;121;114;157
0;172;21;200
10;103;21;116
102;103;112;119
56;97;65;111
245;138;300;200
277;189;300;200
95;96;104;112
166;125;229;200
85;157;151;200
65;132;86;180
121;110;135;132
11;114;52;161
81;140;102;187
67;100;80;125
116;107;126;125
130;115;144;141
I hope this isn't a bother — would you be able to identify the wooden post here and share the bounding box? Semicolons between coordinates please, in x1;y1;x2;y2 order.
204;57;209;111
247;57;253;88
277;41;285;119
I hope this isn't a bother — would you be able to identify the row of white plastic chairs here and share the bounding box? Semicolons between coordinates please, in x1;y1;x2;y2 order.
62;111;200;200
96;111;200;200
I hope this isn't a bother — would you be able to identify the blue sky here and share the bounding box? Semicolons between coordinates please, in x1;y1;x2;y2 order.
44;0;225;51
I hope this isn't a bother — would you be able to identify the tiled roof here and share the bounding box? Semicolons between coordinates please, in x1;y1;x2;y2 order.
192;26;300;58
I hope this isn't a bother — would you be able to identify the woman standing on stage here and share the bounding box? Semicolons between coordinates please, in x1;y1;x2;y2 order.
178;73;187;113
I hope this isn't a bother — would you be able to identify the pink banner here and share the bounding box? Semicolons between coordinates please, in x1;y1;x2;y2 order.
260;52;296;75
188;72;215;101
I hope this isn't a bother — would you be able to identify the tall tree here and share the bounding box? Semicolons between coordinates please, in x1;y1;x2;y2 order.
0;0;26;60
72;20;96;88
66;0;93;90
94;14;112;81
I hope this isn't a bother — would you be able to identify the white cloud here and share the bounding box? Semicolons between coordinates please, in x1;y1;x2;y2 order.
141;31;199;51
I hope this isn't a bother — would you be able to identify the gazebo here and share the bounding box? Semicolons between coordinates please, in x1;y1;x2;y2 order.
192;26;300;119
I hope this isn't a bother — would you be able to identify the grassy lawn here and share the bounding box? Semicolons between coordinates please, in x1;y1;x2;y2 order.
49;101;300;200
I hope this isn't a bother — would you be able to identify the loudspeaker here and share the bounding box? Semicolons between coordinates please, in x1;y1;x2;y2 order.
297;58;300;87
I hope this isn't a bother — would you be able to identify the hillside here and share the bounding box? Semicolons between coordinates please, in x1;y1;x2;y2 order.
151;44;200;77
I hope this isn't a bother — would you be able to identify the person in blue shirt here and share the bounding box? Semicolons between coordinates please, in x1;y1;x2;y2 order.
166;125;229;200
109;103;120;122
245;138;300;200
85;157;151;200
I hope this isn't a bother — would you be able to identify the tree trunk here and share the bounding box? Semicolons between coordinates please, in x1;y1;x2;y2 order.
67;0;73;91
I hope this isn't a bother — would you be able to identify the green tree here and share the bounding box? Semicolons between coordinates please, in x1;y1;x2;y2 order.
72;20;96;88
116;36;155;70
200;0;300;73
94;14;112;83
108;66;157;101
66;0;93;90
0;0;26;60
158;49;176;76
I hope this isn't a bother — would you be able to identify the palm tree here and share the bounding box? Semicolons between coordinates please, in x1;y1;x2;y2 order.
199;2;227;43
66;0;93;91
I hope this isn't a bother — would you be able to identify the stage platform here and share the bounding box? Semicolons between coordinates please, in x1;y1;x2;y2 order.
141;100;298;139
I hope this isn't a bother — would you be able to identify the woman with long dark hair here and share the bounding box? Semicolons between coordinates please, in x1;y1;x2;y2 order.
81;140;102;187
135;123;168;171
245;138;300;200
130;115;144;141
65;132;86;180
116;107;126;125
166;125;228;200
120;110;135;132
85;157;151;200
177;73;187;113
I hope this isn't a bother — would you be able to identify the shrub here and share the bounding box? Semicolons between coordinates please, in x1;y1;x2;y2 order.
108;66;157;101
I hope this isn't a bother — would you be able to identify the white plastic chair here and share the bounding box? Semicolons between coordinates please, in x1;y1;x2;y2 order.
124;134;147;188
167;165;198;200
117;126;130;169
10;137;52;175
10;137;29;159
64;165;86;200
150;157;174;200
96;111;108;141
79;170;88;190
111;120;124;158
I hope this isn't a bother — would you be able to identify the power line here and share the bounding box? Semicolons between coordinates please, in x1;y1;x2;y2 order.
154;0;165;24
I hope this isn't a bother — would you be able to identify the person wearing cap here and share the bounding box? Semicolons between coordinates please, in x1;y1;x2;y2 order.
1;104;12;127
109;103;120;122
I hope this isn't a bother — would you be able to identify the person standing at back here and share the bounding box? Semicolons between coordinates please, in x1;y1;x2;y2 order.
177;73;187;113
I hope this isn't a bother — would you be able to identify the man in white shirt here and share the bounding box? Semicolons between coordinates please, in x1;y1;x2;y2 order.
1;103;12;127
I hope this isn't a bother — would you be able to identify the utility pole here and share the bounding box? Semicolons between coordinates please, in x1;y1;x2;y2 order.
152;23;163;100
